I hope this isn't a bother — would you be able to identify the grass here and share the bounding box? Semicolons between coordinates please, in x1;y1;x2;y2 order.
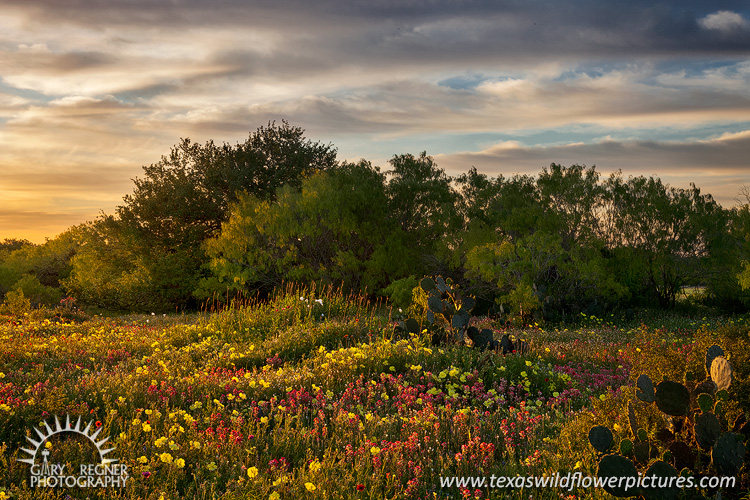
0;286;747;500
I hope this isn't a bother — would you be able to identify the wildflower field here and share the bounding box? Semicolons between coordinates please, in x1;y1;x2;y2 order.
0;285;748;500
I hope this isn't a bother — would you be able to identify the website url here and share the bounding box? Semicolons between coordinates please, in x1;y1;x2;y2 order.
440;473;736;491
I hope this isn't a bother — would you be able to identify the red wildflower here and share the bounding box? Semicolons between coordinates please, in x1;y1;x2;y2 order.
356;484;365;491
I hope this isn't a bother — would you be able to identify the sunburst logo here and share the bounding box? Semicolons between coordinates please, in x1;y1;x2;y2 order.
17;414;128;488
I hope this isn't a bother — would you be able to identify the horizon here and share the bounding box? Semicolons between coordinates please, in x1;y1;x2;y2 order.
2;0;749;243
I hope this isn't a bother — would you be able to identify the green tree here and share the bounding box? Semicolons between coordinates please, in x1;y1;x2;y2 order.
0;229;82;305
536;163;604;248
205;161;414;295
461;164;620;319
603;173;721;308
71;121;337;310
385;152;459;273
63;216;153;310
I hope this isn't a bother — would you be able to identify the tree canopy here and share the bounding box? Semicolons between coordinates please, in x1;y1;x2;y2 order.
4;121;747;317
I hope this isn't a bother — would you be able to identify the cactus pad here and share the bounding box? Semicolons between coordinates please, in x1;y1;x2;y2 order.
710;356;733;391
620;438;633;455
696;393;714;414
420;277;436;291
712;432;746;476
628;401;638;437
655;381;690;416
589;425;614;452
642;461;679;500
694;412;721;449
705;344;725;374
597;454;639;498
427;293;443;315
636;374;656;403
637;428;648;442
469;328;495;351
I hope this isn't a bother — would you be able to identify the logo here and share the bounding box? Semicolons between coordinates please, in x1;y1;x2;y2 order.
17;415;128;488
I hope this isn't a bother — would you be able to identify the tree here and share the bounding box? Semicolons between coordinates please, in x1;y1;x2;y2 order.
536;163;604;249
204;161;414;295
119;120;338;251
64;216;154;311
385;152;460;274
603;173;721;308
73;121;338;310
0;229;82;305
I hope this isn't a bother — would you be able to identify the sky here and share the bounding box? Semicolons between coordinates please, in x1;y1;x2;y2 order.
1;0;750;243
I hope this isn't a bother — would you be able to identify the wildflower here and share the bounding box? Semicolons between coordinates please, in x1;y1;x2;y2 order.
142;423;152;432
206;462;217;471
356;484;365;491
260;417;269;424
142;471;151;478
269;493;280;500
137;456;148;464
95;421;102;428
247;466;259;478
175;458;185;468
370;446;381;455
159;453;173;463
305;482;316;492
309;460;321;473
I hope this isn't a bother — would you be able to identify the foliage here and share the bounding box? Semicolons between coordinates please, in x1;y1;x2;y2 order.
385;152;460;273
603;173;723;308
205;161;415;295
0;288;31;316
0;228;82;305
66;122;337;311
381;275;419;311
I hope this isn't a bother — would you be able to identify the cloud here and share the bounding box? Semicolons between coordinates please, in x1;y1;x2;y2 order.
699;10;749;32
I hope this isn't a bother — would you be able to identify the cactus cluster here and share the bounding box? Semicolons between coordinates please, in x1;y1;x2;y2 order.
393;276;529;353
587;344;748;498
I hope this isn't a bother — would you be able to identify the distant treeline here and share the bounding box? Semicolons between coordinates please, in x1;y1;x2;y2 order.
3;121;750;318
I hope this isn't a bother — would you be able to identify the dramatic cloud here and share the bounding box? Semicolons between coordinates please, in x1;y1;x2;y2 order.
700;10;749;32
1;0;749;241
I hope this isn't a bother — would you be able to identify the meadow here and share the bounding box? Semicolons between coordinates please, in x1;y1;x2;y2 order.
0;284;748;500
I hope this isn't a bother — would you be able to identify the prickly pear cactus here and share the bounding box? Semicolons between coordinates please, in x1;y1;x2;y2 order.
589;425;614;453
694;412;721;449
636;374;656;403
590;343;747;498
705;344;725;374
710;356;733;392
597;454;639;498
654;380;690;416
397;276;492;349
712;432;746;476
